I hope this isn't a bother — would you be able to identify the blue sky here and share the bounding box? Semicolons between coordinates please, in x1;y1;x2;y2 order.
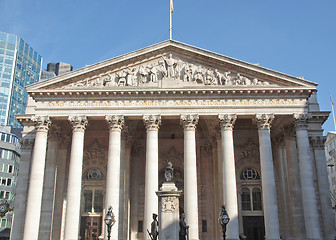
1;0;336;133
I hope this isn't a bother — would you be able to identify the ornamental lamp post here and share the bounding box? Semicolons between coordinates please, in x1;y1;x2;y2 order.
104;206;116;240
218;205;230;240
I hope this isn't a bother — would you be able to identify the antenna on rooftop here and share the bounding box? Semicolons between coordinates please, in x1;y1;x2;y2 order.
170;0;174;40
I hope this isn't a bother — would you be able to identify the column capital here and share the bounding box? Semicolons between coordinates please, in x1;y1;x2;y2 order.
293;113;310;130
218;114;237;130
253;114;274;130
32;116;51;133
180;114;199;130
309;136;326;150
105;115;124;131
143;115;161;131
68;115;88;132
20;138;35;150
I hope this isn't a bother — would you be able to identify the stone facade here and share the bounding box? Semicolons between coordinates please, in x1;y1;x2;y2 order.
12;40;335;240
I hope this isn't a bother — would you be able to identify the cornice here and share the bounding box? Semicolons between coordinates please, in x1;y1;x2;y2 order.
29;87;314;101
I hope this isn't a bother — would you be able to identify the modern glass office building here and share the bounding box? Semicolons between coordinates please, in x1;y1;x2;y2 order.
0;31;42;128
0;126;20;237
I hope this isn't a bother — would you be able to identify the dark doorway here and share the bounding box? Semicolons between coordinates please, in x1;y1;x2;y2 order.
80;216;102;240
243;216;265;240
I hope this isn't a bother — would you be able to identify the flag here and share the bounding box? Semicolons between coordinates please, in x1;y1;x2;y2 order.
170;0;174;13
331;94;334;106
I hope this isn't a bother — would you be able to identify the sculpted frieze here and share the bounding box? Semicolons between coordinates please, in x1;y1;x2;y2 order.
62;54;276;89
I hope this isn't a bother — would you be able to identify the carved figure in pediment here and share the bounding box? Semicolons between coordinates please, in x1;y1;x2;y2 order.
194;66;204;84
139;66;148;83
252;78;258;85
126;68;137;86
162;53;176;78
223;71;233;85
183;65;193;82
205;68;216;85
214;69;223;85
174;60;184;79
159;60;168;78
104;73;116;87
117;71;127;86
148;64;158;83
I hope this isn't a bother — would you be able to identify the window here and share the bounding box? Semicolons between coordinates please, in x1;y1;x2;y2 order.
252;188;262;211
240;168;262;212
202;220;207;232
240;168;260;180
138;220;143;233
83;189;103;214
241;187;251;211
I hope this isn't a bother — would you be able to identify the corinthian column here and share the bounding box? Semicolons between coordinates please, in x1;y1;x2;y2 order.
180;114;199;240
64;116;88;240
218;114;239;240
293;114;321;240
22;116;51;240
143;115;161;239
253;114;280;240
105;115;124;240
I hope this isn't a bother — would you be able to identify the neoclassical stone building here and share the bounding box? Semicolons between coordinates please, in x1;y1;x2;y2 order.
11;41;335;240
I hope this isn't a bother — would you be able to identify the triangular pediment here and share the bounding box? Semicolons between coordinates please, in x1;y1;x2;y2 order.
28;40;317;93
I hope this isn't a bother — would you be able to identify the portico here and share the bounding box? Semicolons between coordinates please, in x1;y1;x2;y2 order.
12;40;334;240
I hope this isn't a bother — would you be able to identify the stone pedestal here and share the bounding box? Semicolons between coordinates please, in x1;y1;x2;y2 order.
156;182;182;240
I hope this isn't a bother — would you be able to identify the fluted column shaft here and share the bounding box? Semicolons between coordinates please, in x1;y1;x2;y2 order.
39;128;59;240
64;116;88;240
283;128;305;239
11;137;34;240
181;114;199;240
143;115;161;239
105;115;124;240
294;114;321;240
254;114;280;240
311;136;336;239
23;116;51;240
218;114;239;240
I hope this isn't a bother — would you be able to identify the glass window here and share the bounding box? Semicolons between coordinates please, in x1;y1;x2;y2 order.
240;168;260;180
7;179;11;186
5;191;9;199
241;187;251;211
94;190;103;213
8;165;12;173
1;219;5;228
84;189;93;212
252;188;262;211
0;191;3;199
1;178;5;186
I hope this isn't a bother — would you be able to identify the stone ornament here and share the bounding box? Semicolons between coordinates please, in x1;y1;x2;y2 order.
180;114;199;130
293;113;310;129
31;116;51;132
62;54;275;89
105;115;124;131
218;114;237;130
161;197;177;213
68;115;88;131
143;115;161;130
309;136;326;150
253;114;275;130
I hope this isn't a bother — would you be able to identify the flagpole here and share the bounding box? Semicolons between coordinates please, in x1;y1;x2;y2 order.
170;0;173;40
170;9;172;40
331;94;336;132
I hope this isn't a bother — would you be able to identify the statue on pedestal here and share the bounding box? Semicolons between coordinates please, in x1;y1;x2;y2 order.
148;213;159;240
179;213;189;240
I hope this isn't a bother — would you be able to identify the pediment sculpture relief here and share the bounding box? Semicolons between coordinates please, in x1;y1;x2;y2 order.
62;54;276;89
